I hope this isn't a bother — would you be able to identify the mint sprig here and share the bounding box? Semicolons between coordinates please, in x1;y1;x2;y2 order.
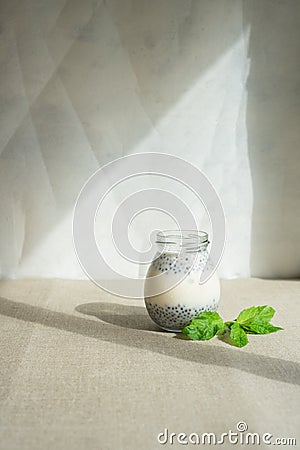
182;305;283;348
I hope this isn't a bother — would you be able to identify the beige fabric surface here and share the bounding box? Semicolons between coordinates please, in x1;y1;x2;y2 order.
0;278;299;450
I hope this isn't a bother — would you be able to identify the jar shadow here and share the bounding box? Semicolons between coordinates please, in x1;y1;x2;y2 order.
75;302;162;332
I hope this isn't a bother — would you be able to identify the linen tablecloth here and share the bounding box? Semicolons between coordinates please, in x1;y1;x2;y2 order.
0;279;299;449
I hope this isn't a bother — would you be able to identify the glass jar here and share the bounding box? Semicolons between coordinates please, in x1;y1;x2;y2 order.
144;230;220;332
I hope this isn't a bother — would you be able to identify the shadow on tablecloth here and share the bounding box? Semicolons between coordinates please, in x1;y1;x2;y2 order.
0;296;299;386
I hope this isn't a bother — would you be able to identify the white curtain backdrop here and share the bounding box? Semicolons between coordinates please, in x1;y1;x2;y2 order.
0;0;299;279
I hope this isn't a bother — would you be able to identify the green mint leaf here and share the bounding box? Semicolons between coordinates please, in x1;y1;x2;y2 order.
181;304;282;347
230;322;249;348
236;305;275;326
182;312;225;340
243;322;284;335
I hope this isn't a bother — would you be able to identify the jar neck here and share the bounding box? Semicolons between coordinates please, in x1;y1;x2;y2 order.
156;230;209;254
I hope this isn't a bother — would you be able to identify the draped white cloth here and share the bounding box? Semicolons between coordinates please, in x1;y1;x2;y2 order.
0;0;299;279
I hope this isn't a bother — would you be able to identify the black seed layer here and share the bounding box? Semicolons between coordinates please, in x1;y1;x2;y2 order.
151;251;210;275
145;299;218;332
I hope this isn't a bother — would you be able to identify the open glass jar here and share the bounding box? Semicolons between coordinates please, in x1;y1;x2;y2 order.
144;230;220;332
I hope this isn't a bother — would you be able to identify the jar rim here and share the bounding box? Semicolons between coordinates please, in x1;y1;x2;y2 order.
156;230;208;246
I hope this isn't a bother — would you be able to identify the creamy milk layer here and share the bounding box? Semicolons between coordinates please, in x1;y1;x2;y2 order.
144;251;220;331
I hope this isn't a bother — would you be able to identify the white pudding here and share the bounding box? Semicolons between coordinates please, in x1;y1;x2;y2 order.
144;251;220;331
